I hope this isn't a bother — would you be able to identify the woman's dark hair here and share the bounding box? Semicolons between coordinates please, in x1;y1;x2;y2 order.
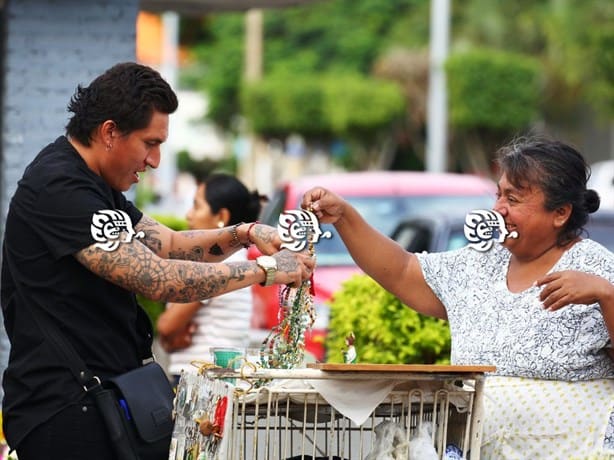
65;62;178;146
496;136;600;246
202;173;268;225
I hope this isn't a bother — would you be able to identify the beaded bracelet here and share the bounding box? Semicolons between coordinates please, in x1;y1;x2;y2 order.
230;222;245;248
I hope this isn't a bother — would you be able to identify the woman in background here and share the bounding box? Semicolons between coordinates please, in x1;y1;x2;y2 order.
157;173;267;382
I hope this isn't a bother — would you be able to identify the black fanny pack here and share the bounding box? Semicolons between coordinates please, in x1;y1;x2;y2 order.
90;362;174;460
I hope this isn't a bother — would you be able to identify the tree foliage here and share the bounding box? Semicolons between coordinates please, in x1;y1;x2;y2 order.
241;76;327;137
180;0;613;170
452;0;614;120
447;49;541;131
185;0;426;131
241;74;405;140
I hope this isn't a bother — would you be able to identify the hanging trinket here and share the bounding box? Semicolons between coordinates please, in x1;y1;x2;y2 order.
260;208;320;369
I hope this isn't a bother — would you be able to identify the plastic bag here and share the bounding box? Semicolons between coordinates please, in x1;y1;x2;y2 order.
408;424;438;460
364;420;408;460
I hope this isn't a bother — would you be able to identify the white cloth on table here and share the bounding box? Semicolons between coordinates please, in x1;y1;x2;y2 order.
307;378;398;425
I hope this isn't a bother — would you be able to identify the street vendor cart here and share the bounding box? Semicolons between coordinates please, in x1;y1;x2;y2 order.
169;363;495;460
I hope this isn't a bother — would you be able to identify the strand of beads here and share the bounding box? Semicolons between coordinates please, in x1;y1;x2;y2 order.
260;216;316;370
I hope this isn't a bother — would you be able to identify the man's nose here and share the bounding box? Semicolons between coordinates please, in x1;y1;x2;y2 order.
146;147;161;169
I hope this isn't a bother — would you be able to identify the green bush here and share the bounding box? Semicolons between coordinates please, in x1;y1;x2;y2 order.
137;214;188;333
325;274;451;364
241;76;328;137
323;75;405;141
240;73;405;140
446;48;541;131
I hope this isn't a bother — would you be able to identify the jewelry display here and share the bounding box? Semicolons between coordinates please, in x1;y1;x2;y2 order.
260;210;317;370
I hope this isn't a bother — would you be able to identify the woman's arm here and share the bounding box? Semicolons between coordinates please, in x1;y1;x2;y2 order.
303;187;446;319
157;301;201;338
157;301;201;352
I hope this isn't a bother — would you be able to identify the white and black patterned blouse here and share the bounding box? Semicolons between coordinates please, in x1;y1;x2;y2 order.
417;239;614;380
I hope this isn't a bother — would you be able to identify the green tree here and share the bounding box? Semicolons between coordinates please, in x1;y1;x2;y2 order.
185;0;425;132
446;48;542;172
453;0;614;120
181;0;612;172
240;73;405;169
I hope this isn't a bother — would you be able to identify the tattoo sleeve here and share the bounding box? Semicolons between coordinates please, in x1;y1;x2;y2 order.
74;237;259;302
135;215;238;262
135;215;164;254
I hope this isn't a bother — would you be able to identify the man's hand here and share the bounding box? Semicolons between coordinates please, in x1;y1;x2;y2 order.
245;223;281;255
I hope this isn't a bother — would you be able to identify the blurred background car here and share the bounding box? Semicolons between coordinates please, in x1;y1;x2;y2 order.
583;209;614;251
248;171;496;361
390;210;470;254
391;208;614;254
588;160;614;211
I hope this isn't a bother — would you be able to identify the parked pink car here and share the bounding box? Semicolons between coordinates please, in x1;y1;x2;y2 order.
249;171;496;361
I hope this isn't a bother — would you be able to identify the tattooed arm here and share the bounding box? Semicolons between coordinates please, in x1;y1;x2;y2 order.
74;236;313;302
135;214;280;262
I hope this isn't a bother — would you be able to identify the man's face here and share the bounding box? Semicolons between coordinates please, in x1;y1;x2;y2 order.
101;111;169;191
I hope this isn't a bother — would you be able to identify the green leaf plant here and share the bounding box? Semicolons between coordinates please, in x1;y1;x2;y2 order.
325;274;451;364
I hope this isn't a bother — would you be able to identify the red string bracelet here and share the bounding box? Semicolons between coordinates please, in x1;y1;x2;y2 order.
246;221;259;247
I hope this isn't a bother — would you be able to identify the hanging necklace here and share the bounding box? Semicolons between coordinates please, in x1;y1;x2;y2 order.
260;212;316;369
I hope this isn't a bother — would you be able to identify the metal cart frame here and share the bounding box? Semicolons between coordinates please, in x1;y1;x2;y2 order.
174;364;494;460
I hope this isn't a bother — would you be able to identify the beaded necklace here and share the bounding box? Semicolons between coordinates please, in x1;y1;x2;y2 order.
260;215;316;369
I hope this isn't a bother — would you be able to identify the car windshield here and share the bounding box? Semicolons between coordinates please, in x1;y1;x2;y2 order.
447;228;470;251
307;194;494;266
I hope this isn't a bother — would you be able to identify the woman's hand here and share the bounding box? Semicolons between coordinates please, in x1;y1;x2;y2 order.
158;321;197;353
301;187;347;224
536;270;612;311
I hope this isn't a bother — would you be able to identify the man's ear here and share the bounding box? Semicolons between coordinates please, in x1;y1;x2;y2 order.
99;120;117;147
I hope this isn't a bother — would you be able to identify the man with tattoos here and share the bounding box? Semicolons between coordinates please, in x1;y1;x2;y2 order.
0;62;314;459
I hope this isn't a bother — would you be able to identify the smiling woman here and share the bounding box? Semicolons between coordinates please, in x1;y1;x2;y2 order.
301;136;614;459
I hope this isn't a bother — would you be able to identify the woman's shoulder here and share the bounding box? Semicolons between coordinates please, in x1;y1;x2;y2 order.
417;242;509;272
573;238;613;257
566;238;614;274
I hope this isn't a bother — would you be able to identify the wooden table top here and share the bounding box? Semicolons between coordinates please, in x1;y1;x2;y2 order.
307;363;496;374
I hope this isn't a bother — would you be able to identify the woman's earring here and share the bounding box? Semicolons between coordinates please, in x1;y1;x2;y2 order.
218;221;224;228
106;143;112;151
